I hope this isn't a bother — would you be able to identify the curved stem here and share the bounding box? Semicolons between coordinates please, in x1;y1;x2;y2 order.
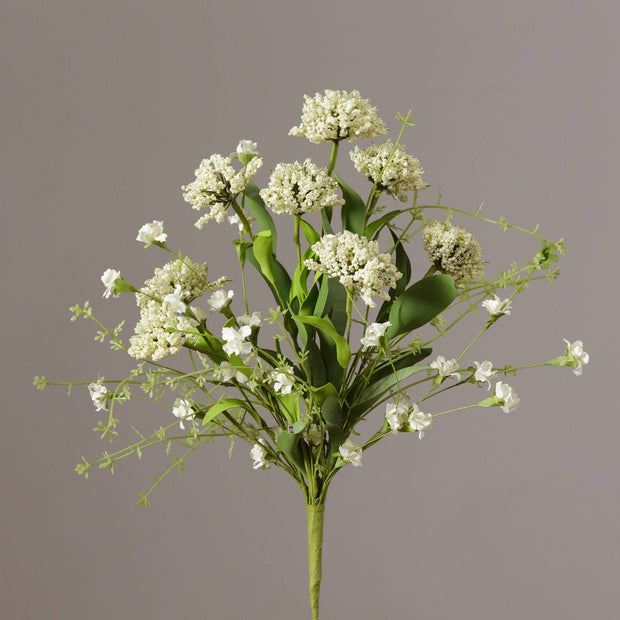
327;141;339;176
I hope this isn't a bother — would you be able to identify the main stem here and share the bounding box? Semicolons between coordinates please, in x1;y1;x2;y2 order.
306;502;326;620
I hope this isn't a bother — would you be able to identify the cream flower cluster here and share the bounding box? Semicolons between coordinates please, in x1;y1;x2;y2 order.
289;89;388;144
182;151;263;229
384;396;432;438
304;231;402;307
423;220;484;286
128;258;218;361
259;159;345;215
350;140;428;202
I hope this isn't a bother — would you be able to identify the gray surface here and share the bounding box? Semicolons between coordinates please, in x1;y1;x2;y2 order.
1;1;617;618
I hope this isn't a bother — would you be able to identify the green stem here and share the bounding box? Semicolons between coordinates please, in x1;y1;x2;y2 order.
327;141;339;176
307;502;326;620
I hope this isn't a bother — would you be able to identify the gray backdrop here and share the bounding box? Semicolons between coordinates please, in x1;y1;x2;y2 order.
2;1;617;619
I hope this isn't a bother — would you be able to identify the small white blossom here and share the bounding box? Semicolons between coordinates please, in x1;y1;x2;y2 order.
494;382;520;413
87;378;108;412
307;424;323;446
385;396;411;433
272;365;295;394
430;355;461;380
350;140;428;201
250;439;269;470
423;220;484;287
172;398;195;430
217;361;248;384
408;403;432;439
222;325;253;357
564;339;590;376
236;139;259;154
163;285;188;314
137;220;167;244
473;360;496;389
305;231;401;307
208;289;234;311
260;159;344;215
339;438;363;467
360;322;391;350
101;268;121;299
238;312;262;328
482;295;513;317
289;89;388;144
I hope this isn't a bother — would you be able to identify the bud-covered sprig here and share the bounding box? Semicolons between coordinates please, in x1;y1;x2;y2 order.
182;146;263;231
289;89;388;145
423;220;484;288
304;231;402;307
259;159;344;215
350;139;428;202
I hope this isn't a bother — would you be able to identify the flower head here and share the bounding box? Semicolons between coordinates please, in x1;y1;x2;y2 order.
494;382;520;413
101;268;121;299
137;220;167;245
163;285;188;314
482;295;513;317
259;159;344;215
238;312;262;328
430;355;461;380
172;398;195;430
207;289;234;312
360;322;391;350
217;361;248;384
408;403;432;439
304;231;401;307
350;140;428;201
87;378;109;412
473;360;496;389
222;325;252;357
182;150;262;228
236;139;259;155
339;438;363;467
564;339;590;376
272;365;295;395
423;220;484;287
289;89;388;144
250;439;269;470
385;396;411;434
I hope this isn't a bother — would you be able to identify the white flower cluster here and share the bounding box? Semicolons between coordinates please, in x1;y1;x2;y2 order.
350;140;428;202
172;398;195;430
338;438;363;466
423;220;484;287
430;355;462;381
182;151;263;229
360;322;391;350
385;396;432;438
250;439;269;470
494;382;520;413
564;339;589;376
101;268;121;299
259;159;345;215
304;231;402;307
289;89;388;144
128;258;217;361
482;295;513;317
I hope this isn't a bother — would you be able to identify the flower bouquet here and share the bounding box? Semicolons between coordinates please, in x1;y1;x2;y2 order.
35;90;588;619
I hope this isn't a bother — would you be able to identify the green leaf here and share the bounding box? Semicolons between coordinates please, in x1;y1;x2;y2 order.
314;275;347;334
335;173;366;235
358;347;432;388
201;398;246;426
348;364;430;424
364;210;403;239
277;392;301;424
310;382;339;406
387;274;457;338
389;226;411;298
247;240;292;306
321;395;344;429
244;182;277;246
300;219;320;246
276;431;305;474
252;231;276;285
294;315;351;369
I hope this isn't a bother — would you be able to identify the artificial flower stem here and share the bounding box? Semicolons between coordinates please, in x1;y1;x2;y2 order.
230;202;254;239
327;140;339;176
294;214;302;266
422;264;438;278
306;502;326;620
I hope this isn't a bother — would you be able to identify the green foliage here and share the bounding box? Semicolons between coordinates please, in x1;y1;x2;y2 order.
335;173;366;236
387;275;457;338
243;182;277;246
294;315;351;369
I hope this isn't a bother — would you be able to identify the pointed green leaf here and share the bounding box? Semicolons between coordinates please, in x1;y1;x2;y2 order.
294;314;351;368
364;210;404;238
335;173;366;235
300;219;320;246
387;274;457;338
244;182;277;246
201;398;246;426
276;430;305;473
